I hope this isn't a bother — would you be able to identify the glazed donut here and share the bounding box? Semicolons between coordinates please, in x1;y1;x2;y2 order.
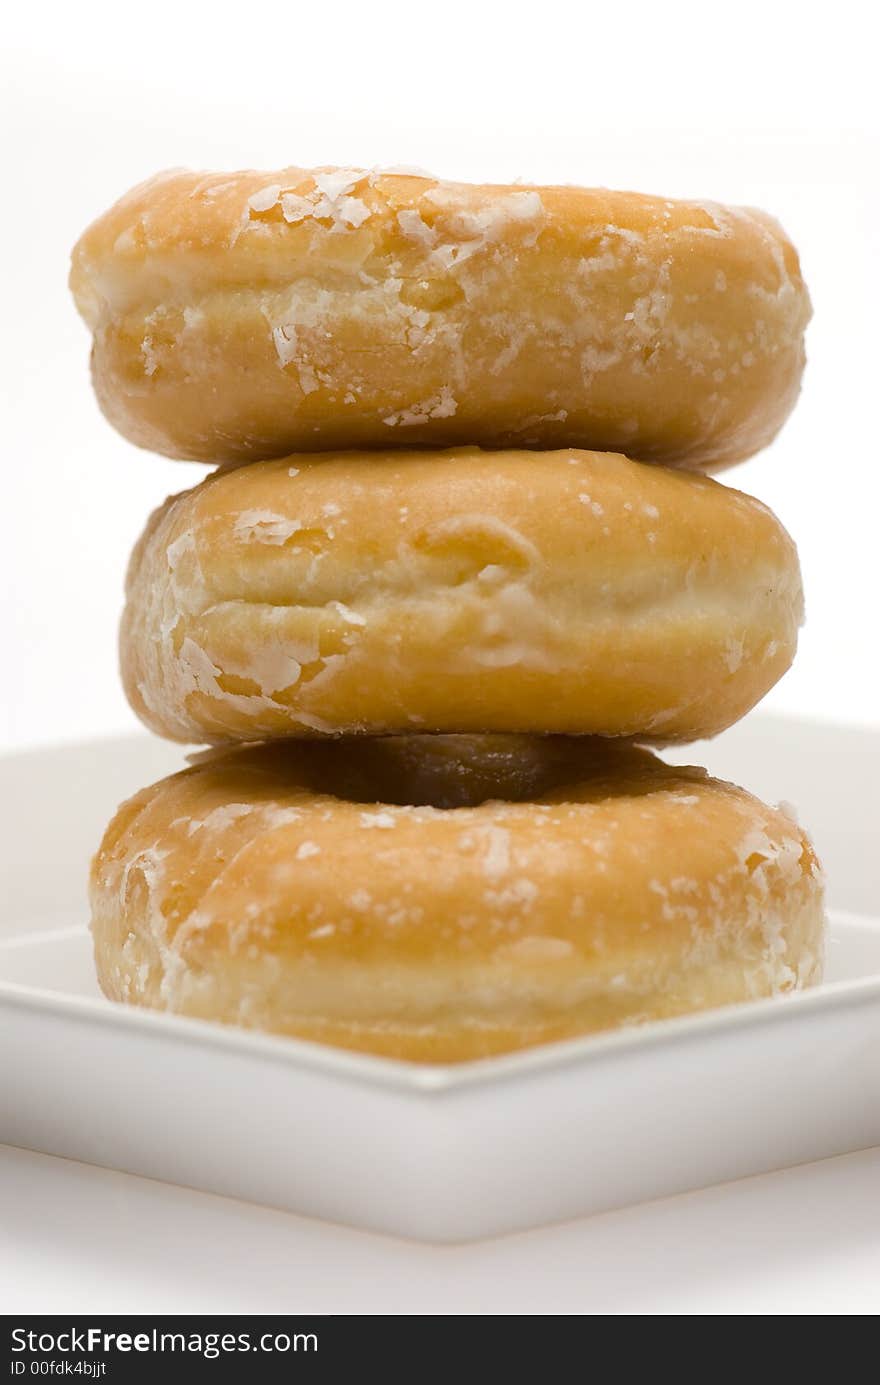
90;736;825;1063
70;167;811;469
121;448;803;745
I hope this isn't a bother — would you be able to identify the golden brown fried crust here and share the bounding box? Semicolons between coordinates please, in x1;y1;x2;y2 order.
90;737;825;1062
70;167;811;467
120;448;803;745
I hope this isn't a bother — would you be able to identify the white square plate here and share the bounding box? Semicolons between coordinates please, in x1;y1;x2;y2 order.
1;716;878;1243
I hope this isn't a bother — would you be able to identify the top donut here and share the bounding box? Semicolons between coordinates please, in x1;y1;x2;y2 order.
70;167;811;468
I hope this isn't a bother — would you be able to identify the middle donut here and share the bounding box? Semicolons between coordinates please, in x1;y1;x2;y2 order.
122;447;803;745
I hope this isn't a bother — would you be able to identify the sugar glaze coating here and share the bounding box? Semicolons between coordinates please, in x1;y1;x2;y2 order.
121;449;803;745
71;167;811;468
90;737;825;1063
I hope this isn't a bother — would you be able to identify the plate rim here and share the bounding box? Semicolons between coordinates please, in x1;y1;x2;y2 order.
2;908;879;1096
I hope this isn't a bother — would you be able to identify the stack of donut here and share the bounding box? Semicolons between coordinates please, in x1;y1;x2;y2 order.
71;167;824;1063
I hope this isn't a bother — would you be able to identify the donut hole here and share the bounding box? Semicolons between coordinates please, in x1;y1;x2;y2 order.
309;736;561;808
243;735;650;811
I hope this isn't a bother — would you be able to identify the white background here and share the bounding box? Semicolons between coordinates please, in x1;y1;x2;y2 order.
2;0;879;1321
2;1;879;749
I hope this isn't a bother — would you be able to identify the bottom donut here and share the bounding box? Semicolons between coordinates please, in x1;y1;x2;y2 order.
90;736;825;1063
